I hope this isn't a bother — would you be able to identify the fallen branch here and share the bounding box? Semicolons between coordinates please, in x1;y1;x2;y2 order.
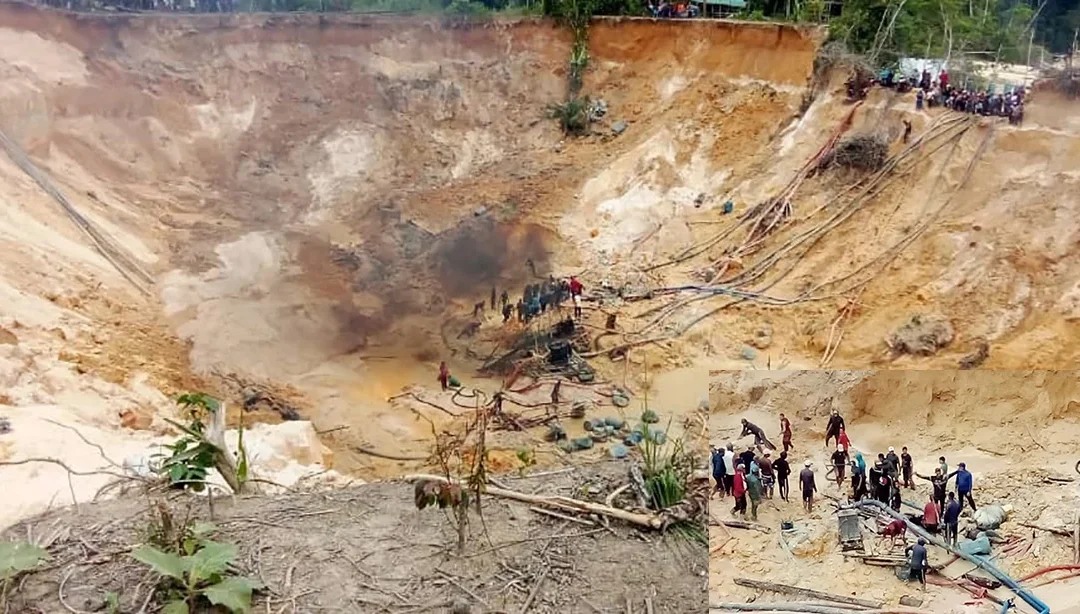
529;506;595;527
351;446;427;462
605;484;631;507
1019;522;1073;537
720;520;772;533
406;474;662;529
732;579;881;609
519;567;549;614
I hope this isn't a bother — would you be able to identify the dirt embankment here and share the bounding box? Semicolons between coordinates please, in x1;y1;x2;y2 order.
2;461;707;614
709;370;1080;612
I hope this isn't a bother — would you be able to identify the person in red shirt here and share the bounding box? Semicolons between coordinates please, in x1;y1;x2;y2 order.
922;493;940;533
438;361;450;391
779;413;793;452
568;276;584;318
837;427;851;453
731;466;747;517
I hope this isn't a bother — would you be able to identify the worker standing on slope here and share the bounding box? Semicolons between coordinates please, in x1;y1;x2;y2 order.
948;462;977;512
774;451;791;502
916;467;949;515
837;426;851;454
851;453;868;501
438;361;450;391
943;492;961;545
731;466;748;517
740;418;776;451
747;466;763;521
825;410;845;448
490;286;497;311
724;443;737;496
831;445;848;488
569;276;584;319
758;450;775;499
800;461;817;513
885;447;901;478
711;446;726;498
922;493;940;533
901;446;914;489
739;445;756;475
779;412;794;452
906;538;928;585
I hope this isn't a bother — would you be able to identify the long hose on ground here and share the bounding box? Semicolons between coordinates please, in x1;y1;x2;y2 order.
856;499;1050;614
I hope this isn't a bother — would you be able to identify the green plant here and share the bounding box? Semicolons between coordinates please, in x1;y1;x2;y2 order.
104;591;120;614
515;447;536;476
131;531;261;614
157;393;248;494
0;541;46;609
547;97;591;135
639;420;691;510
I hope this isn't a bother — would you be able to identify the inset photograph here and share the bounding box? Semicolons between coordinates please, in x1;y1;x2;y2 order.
709;370;1080;614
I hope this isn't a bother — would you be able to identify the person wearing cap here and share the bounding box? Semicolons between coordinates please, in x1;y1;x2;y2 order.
885;447;900;478
830;445;848;488
799;460;817;513
758;450;775;499
825;410;845;448
906;537;928;585
747;465;763;521
947;462;976;512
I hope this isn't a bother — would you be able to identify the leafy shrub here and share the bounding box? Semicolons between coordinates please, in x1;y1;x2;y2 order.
0;541;46;608
132;529;262;614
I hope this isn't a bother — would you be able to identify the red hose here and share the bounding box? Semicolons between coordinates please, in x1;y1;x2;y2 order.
1019;565;1080;582
1030;571;1080;588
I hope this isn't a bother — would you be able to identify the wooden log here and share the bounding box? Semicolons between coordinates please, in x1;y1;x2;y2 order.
1019;522;1073;537
405;474;663;529
721;520;773;533
732;579;882;609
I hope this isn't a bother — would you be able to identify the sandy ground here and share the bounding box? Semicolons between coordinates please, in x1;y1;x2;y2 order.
708;371;1080;614
2;460;707;614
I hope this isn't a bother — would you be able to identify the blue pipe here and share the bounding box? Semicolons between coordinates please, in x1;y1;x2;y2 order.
856;500;1050;614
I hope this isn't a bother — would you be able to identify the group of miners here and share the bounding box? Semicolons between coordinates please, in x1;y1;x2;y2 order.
711;409;980;535
472;275;585;325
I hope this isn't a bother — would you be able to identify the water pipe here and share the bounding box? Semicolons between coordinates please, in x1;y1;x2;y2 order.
856;500;1050;614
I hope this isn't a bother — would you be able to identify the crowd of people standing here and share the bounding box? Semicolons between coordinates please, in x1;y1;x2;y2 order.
878;66;1028;126
711;409;980;543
